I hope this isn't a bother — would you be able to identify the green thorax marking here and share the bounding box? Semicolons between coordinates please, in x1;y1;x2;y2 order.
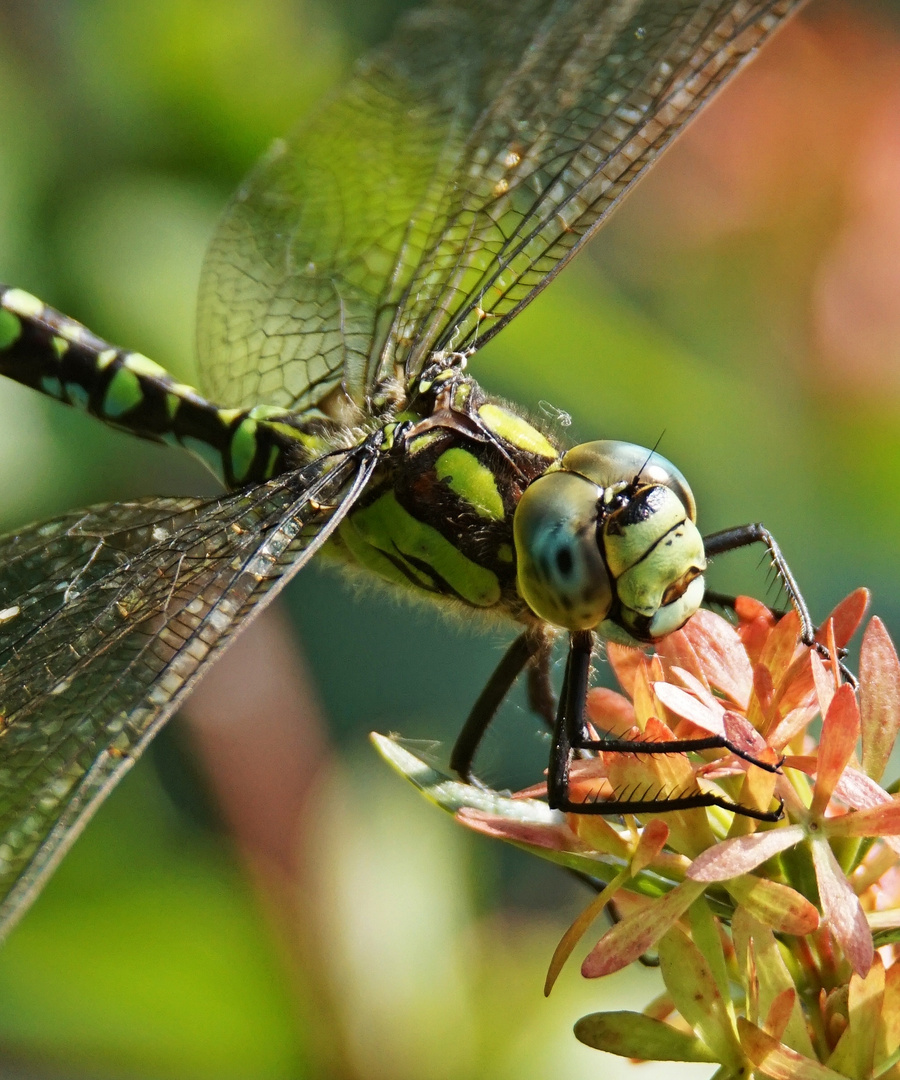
334;374;561;622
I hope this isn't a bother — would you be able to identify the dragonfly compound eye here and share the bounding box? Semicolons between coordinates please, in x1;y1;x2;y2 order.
514;440;707;641
514;470;612;631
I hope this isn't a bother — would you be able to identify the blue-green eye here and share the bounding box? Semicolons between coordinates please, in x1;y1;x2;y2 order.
514;471;612;631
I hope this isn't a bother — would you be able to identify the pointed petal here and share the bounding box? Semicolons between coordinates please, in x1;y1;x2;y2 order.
689;827;806;882
810;685;860;817
632;819;670;875
736;596;777;666
824;798;900;838
811;837;874;977
860;618;900;783
545;871;627;996
820;589;870;649
654;681;725;735
748;661;776;736
759;611;804;689
582;879;706;978
739;1019;851;1080
764;987;797;1042
457;808;586;851
723;711;777;764
810;650;837;723
683;609;753;707
607;642;644;699
573;1011;717;1062
585;686;636;737
654;630;710;693
726;876;819;936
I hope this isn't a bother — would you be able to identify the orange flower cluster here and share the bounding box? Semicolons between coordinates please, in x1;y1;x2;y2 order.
376;590;900;1076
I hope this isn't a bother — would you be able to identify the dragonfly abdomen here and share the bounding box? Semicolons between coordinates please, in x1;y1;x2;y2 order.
0;287;329;488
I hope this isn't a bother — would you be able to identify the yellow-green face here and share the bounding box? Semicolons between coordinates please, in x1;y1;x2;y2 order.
513;440;706;643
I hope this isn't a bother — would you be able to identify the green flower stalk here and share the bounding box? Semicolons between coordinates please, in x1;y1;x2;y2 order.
374;589;900;1078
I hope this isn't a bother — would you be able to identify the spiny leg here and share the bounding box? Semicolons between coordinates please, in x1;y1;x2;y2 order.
546;631;783;822
450;626;550;786
703;523;857;686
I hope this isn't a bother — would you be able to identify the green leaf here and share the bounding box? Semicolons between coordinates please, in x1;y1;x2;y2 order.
371;733;636;881
732;908;816;1058
659;923;742;1067
573;1010;717;1062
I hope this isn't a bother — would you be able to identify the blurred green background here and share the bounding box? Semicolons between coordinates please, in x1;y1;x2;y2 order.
0;0;899;1077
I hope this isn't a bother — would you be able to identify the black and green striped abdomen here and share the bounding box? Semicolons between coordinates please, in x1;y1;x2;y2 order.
0;287;329;488
0;286;566;625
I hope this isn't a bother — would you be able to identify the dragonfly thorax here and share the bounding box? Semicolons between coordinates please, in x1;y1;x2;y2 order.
514;440;706;643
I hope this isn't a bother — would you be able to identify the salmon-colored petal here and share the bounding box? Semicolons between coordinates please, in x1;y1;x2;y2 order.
457;808;585;852
817;589;870;649
723;711;776;763
735;596;778;626
749;662;776;736
654;629;709;692
810;650;836;722
585;687;637;738
764;987;797;1042
824;798;900;838
811;837;874;978
683;609;753;707
859;617;900;783
768;699;820;752
811;685;860;816
741;614;777;667
759;611;804;689
726;877;819;936
653;682;725;735
670;667;725;715
739;1019;851;1080
688;827;806;882
582;879;706;977
775;653;817;719
632;819;670;875
832;768;900;854
607;641;643;699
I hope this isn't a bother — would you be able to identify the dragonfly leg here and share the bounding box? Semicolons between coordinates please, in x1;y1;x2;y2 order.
703;523;857;687
547;631;783;821
450;626;549;786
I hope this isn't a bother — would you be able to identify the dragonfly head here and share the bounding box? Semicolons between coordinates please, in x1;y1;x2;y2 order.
513;440;706;644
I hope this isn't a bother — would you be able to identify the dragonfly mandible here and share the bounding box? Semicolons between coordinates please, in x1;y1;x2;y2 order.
0;0;819;938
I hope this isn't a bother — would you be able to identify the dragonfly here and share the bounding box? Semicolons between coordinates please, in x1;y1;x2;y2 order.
0;0;818;938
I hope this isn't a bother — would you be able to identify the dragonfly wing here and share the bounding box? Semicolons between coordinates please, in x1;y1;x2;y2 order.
0;446;374;936
196;0;802;413
397;0;803;373
196;5;483;413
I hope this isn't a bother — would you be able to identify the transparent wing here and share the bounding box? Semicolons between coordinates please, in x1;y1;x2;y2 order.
196;0;801;414
0;447;375;936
